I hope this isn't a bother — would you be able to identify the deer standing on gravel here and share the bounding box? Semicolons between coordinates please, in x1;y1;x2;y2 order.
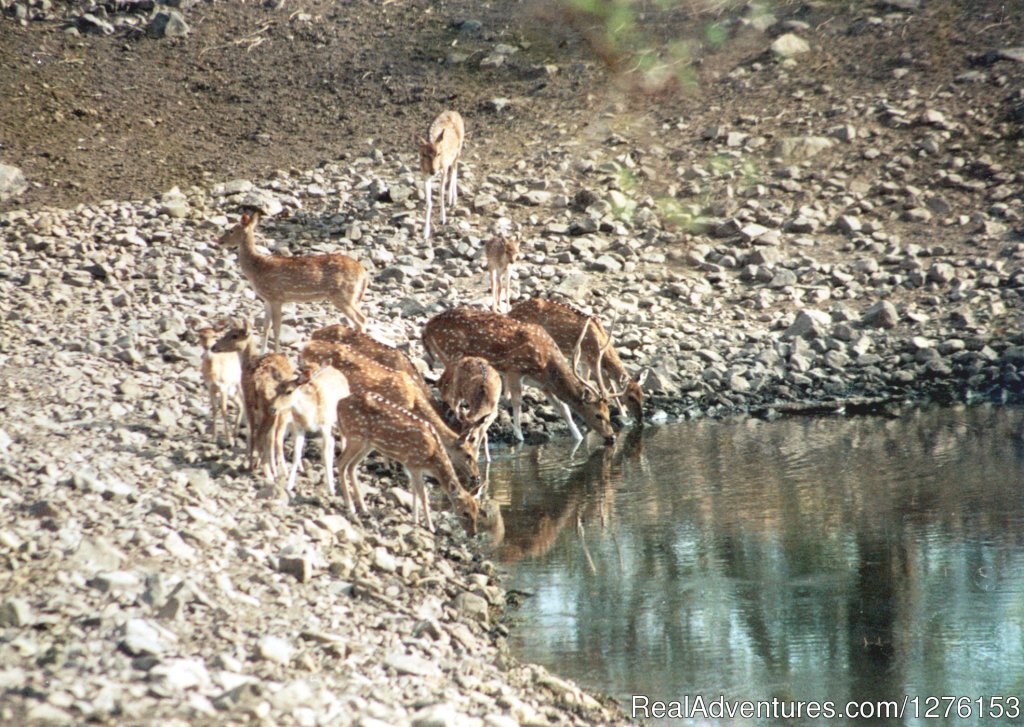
335;391;479;536
508;298;648;423
193;320;244;445
212;320;295;477
311;324;442;415
485;236;519;313
422;307;616;445
218;212;369;352
438;356;502;463
266;364;350;498
419;110;465;240
301;340;481;492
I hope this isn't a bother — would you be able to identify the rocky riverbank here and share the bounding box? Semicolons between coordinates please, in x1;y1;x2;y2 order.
2;1;1024;724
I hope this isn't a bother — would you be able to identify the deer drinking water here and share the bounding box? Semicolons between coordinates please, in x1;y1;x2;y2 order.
219;212;369;352
335;391;479;536
508;298;648;423
422;307;616;445
419;110;465;240
437;356;502;463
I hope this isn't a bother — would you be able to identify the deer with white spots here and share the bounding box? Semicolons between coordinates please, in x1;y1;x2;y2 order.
301;340;481;493
422;307;616;445
508;298;648;423
438;356;502;464
419;110;465;240
485;236;520;313
219;211;369;352
335;391;479;536
311;324;442;415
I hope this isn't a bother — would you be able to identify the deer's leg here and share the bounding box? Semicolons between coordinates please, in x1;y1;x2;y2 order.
438;166;449;225
321;427;335;504
449;159;459;208
270;302;284;352
490;269;500;312
261;300;273;353
502;268;513;311
546;392;584;441
286;428;305;496
508;376;525;442
207;386;219;439
230;391;243;446
335;440;362;513
423;174;434;240
410;470;434;533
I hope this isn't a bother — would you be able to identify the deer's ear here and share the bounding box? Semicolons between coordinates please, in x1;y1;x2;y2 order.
434;128;446;145
239;213;250;226
635;368;651;388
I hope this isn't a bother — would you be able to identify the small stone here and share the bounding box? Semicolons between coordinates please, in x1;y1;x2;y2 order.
453;592;489;624
122;618;177;656
257;635;292;665
412;703;465;727
278;555;314;583
386;652;440;678
373;547;397;573
0;164;28;201
861;300;899;329
782;309;832;339
771;33;810;58
150;658;212;691
927;262;956;284
0;599;33;627
148;10;190;38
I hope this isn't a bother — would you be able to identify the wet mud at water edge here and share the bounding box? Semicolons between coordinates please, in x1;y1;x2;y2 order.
482;406;1024;726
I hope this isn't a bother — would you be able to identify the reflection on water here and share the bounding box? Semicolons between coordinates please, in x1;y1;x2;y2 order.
486;406;1024;725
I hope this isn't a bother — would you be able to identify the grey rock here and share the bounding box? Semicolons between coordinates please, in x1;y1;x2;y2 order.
0;164;28;201
122;618;177;656
454;591;489;624
278;555;314;583
861;301;899;329
148;10;189;38
0;598;33;627
772;136;833;160
927;262;956;284
782;309;832;340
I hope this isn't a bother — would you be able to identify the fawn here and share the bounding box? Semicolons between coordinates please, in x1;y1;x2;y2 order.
266;364;350;498
193;320;244;445
485;236;520;313
212;320;295;477
218;212;369;352
438;356;502;464
335;391;479;536
508;298;648;423
419;110;465;240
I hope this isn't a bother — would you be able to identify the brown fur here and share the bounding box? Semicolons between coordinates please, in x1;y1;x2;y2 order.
422;307;615;444
484;236;520;313
438;356;502;463
219;212;369;351
419;110;465;240
336;391;478;535
509;298;646;422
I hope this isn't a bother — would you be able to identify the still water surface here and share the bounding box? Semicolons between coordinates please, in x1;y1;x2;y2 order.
486;406;1024;725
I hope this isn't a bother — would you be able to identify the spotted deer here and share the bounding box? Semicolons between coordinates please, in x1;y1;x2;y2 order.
211;320;295;477
485;236;520;313
422;307;616;444
335;391;479;536
438;356;502;463
311;324;442;415
419;110;465;240
301;340;481;492
218;212;369;352
193;320;244;445
266;364;350;498
508;298;648;423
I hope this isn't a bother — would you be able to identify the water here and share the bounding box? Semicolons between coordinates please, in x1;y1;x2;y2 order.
485;405;1024;725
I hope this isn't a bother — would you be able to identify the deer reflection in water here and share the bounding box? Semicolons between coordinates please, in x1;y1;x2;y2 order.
484;427;647;571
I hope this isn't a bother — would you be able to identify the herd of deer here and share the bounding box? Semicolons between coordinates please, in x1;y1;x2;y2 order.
192;110;650;537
